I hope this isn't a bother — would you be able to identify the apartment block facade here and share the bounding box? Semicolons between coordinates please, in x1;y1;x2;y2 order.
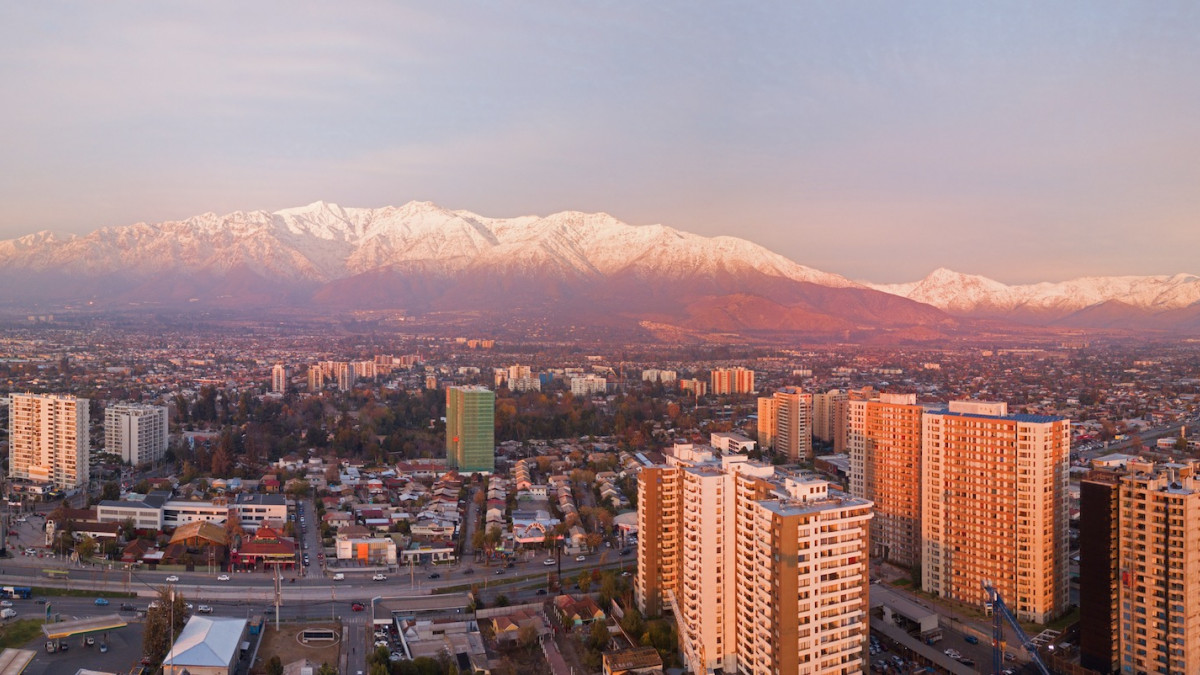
812;388;849;452
921;401;1069;623
847;393;923;569
710;367;755;395
8;393;89;489
105;403;169;466
445;385;495;474
637;443;871;674
774;387;813;462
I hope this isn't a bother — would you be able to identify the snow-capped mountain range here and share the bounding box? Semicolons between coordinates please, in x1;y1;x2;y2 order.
0;200;1195;335
868;268;1200;314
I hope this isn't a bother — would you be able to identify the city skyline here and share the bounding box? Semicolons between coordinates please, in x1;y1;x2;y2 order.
2;3;1199;283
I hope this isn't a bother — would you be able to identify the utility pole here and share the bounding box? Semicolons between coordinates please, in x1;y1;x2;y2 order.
273;564;281;631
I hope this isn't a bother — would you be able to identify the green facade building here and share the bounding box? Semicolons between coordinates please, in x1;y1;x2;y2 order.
445;385;495;474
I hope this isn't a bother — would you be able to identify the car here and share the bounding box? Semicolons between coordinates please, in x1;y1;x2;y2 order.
543;558;556;566
575;555;586;562
619;549;631;556
372;574;387;581
390;652;402;662
120;603;136;611
351;602;365;611
428;573;440;579
461;568;474;575
34;598;46;605
94;597;109;606
217;574;230;581
494;569;504;575
184;602;193;611
965;635;979;645
959;658;976;667
333;573;345;580
197;605;213;614
24;548;35;555
85;636;95;646
505;561;515;568
0;601;11;608
165;575;179;582
621;571;631;577
536;589;547;595
375;639;389;648
99;642;108;653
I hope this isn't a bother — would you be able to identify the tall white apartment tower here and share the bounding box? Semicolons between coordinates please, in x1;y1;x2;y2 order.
774;387;813;462
105;403;169;466
8;393;90;489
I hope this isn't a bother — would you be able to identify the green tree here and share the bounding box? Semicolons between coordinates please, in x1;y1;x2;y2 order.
142;585;189;664
588;619;610;651
74;535;97;560
577;571;592;594
316;665;337;675
100;481;120;501
266;656;284;675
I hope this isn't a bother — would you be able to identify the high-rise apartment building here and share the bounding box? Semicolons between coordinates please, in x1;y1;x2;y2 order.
756;396;776;450
1105;459;1200;674
847;392;924;568
1078;468;1123;674
570;374;607;397
105;403;169;466
921;401;1069;623
709;367;754;395
637;443;871;674
271;363;288;393
307;365;325;391
8;393;89;489
774;387;813;462
812;388;849;452
445;386;495;474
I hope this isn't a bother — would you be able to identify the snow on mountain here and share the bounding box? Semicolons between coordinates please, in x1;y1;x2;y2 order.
869;268;1200;315
0;200;859;288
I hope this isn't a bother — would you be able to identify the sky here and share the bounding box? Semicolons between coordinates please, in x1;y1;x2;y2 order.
1;2;1198;284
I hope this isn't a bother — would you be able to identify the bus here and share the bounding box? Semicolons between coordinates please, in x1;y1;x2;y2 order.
42;569;69;579
0;586;32;599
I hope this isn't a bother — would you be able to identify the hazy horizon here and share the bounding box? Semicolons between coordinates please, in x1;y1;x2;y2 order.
2;3;1198;284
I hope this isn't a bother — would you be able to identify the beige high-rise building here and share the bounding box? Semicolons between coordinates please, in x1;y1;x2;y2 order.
774;387;813;462
812;388;849;451
1112;459;1200;674
8;393;89;489
710;367;754;395
271;363;288;393
307;365;325;391
847;393;923;569
105;403;169;466
921;401;1069;623
637;443;871;674
756;396;776;450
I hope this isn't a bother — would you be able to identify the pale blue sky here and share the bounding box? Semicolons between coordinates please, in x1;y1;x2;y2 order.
1;2;1198;283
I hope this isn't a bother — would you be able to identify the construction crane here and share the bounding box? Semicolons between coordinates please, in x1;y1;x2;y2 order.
981;581;1052;675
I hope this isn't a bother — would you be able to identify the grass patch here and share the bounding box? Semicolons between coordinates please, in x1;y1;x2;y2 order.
890;577;912;588
30;586;135;598
0;618;45;650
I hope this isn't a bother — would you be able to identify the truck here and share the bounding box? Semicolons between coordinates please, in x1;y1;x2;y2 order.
1;608;17;619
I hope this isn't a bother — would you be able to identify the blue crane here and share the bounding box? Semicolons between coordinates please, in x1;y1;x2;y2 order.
982;581;1052;675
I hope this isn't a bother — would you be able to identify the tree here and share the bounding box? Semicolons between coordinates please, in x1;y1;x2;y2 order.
75;536;97;561
518;623;539;648
588;619;610;651
316;665;337;675
577;571;593;594
266;656;284;675
100;481;120;502
142;585;189;664
619;605;644;639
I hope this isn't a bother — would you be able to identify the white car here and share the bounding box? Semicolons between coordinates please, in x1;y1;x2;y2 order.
543;558;556;566
197;605;213;614
333;573;345;580
217;574;230;582
575;555;586;562
375;639;389;648
372;574;387;581
0;601;11;608
165;575;180;582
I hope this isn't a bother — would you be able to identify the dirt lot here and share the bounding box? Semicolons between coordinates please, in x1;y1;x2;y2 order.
251;621;342;674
